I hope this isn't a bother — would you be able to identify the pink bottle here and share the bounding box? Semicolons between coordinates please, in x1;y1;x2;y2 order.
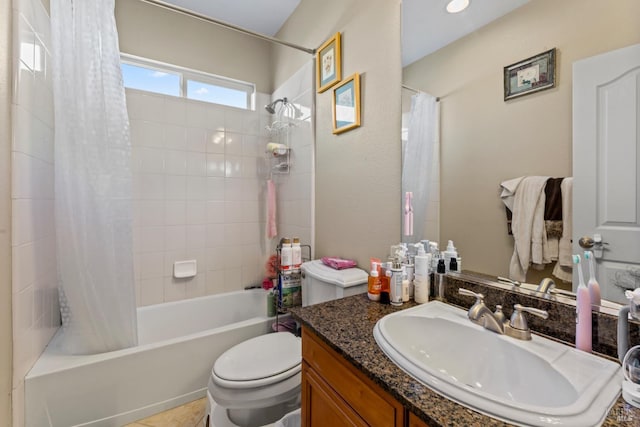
573;254;592;353
584;251;602;309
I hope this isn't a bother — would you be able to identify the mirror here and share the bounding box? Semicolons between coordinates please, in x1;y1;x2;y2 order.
401;0;640;305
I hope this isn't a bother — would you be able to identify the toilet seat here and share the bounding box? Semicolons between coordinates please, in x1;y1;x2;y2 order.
213;332;301;389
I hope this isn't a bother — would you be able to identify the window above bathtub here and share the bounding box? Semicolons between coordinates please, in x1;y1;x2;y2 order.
120;54;256;110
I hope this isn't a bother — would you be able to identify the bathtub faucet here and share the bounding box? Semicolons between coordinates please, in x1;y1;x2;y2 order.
244;284;263;290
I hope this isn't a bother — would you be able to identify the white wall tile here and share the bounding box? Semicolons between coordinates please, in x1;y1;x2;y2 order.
186;127;207;153
206;177;225;200
224;132;243;155
186;201;206;225
163;97;187;125
164;124;187;151
186;102;209;128
186;151;206;176
131;120;165;148
164;149;187;175
206;130;225;154
164;201;186;225
206;153;225;177
206;107;225;131
164;175;186;200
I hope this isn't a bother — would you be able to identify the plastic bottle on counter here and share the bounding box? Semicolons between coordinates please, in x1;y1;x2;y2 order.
390;259;404;306
292;237;302;271
368;263;382;302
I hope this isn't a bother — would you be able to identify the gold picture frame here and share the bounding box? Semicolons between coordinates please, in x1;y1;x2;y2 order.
332;73;361;135
316;32;342;93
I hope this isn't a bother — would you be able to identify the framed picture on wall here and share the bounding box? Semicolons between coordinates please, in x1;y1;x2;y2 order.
332;73;361;134
504;48;556;100
316;32;342;93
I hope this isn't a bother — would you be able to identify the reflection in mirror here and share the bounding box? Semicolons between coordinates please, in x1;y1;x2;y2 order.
401;0;640;305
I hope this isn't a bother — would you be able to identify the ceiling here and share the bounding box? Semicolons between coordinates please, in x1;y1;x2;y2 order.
161;0;301;36
402;0;530;66
160;0;529;66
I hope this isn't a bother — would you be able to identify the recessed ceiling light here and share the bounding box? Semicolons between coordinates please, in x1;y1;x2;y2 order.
446;0;470;14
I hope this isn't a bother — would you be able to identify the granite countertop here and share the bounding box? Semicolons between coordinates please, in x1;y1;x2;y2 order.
289;293;639;427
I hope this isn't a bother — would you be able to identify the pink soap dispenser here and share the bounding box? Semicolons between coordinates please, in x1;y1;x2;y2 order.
584;251;602;309
573;254;592;353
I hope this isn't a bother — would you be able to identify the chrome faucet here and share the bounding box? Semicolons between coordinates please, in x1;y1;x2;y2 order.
536;278;556;294
458;288;549;341
458;288;505;334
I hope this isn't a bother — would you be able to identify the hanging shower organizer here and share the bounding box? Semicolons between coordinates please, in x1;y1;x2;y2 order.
265;97;297;176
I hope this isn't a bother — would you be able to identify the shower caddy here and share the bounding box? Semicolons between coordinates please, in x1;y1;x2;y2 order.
273;238;311;314
265;97;297;175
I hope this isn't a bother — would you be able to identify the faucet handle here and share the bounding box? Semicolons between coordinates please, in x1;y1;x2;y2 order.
507;304;549;340
458;288;484;301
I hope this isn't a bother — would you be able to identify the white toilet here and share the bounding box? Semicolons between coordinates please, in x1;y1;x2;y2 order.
206;260;368;427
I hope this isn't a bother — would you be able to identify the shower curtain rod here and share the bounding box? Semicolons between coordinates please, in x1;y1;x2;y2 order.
139;0;316;55
402;84;440;101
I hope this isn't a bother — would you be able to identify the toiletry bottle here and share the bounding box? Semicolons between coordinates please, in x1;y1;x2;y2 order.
367;263;381;302
280;238;292;271
436;258;446;301
573;254;592;353
449;256;458;273
402;271;410;302
390;259;404;306
584;251;602;308
444;240;457;273
414;244;430;304
291;237;302;271
267;290;276;316
429;242;439;271
404;259;415;299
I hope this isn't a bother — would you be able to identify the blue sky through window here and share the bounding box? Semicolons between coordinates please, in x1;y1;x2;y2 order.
121;63;180;96
187;80;247;109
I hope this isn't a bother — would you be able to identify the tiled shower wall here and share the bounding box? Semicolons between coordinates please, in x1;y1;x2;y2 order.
127;61;314;306
10;0;59;425
270;60;314;254
127;89;272;305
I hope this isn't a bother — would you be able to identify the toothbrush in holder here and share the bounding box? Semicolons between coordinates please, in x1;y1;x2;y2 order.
573;254;592;353
584;251;602;309
404;191;413;236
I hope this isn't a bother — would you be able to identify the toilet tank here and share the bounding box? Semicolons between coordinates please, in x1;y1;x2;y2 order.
301;260;368;306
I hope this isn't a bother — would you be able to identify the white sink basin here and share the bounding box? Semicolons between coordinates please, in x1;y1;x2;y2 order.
373;301;621;426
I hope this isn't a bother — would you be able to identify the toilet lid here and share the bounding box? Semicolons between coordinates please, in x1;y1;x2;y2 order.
214;332;301;382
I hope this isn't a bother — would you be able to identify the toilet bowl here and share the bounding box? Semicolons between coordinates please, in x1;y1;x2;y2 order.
207;333;301;427
207;260;368;427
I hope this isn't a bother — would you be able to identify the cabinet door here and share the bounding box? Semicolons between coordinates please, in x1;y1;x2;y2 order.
408;412;430;427
302;362;368;427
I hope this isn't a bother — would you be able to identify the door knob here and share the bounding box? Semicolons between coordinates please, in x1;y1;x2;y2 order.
578;236;595;248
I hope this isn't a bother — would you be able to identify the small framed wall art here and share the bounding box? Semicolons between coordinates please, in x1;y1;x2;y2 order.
316;32;342;93
332;73;361;134
504;48;556;100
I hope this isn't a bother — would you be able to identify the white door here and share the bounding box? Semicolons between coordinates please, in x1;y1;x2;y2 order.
573;43;640;304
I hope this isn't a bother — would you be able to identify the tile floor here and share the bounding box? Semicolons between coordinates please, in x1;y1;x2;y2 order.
125;398;206;427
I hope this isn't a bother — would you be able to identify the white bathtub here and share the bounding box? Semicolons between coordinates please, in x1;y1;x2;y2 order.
25;289;277;427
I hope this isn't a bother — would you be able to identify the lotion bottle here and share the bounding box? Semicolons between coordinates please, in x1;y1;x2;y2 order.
367;263;381;302
584;251;602;309
573;254;592;353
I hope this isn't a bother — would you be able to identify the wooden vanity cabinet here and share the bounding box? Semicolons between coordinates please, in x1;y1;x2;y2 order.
301;327;405;427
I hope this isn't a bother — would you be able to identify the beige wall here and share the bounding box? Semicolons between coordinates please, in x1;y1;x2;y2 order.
115;0;275;93
403;0;640;281
276;0;402;268
0;0;12;423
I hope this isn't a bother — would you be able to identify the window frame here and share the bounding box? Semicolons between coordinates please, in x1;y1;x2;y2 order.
120;53;256;110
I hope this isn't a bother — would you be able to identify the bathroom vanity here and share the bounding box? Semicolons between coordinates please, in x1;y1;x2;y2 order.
290;280;640;426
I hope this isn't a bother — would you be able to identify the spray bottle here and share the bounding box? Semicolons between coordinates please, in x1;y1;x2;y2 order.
584;251;602;309
573;254;592;353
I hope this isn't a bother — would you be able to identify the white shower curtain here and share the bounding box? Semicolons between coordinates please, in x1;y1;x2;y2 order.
402;93;439;241
51;0;137;354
